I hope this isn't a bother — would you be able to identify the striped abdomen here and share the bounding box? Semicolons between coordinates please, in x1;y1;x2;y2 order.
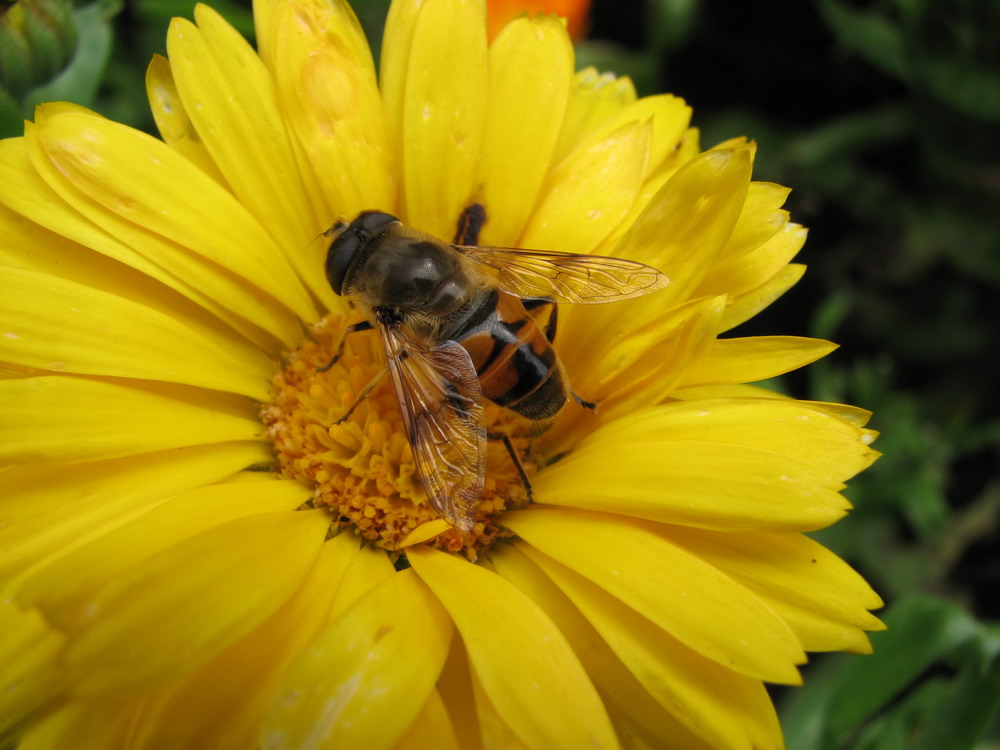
449;289;566;421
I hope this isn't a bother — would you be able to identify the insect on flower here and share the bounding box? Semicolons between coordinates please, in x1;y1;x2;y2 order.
322;206;669;530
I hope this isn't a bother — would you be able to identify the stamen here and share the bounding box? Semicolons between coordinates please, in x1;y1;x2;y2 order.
261;313;535;559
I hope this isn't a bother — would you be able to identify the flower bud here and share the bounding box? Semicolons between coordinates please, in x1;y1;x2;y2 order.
0;0;78;98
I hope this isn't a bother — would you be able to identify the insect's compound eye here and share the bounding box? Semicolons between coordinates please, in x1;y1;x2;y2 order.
324;211;400;294
355;211;398;234
325;230;360;295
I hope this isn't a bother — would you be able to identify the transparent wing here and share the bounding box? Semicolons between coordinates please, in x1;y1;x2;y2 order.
459;245;669;303
380;326;486;531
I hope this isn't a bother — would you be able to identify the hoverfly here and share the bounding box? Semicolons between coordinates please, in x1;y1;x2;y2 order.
322;207;668;531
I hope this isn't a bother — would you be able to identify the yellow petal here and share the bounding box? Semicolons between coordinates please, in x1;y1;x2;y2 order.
0;377;262;465
567;94;692;180
545;295;724;454
398;0;488;237
65;509;330;694
659;527;884;656
0;202;273;373
614;146;753;308
145;54;228;185
660;527;884;624
721;263;806;332
393;689;460;750
517;543;784;750
0;136;284;351
270;0;396;222
566;295;724;415
488;544;718;750
681;336;838;386
168;8;335;309
789;402;870;430
697;221;807;299
263;569;453;750
470;670;533;750
379;0;422;161
0;442;272;583
17;698;137;750
596;124;702;253
502;508;806;684
24;124;299;351
767;600;878;654
18;479;312;630
252;0;279;62
127;535;365;750
326;539;397;619
554;146;755;410
672;382;795;402
716;181;791;262
553;67;637;164
30;108;318;325
436;637;484;750
533;439;850;532
0;601;65;735
408;545;621;749
578;397;879;483
477;15;574;246
520;120;650;253
0;265;271;400
399;518;452;547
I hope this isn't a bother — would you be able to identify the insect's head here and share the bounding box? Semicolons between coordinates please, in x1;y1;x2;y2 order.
325;210;399;295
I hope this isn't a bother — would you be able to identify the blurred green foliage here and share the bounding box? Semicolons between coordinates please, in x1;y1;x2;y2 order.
2;0;997;744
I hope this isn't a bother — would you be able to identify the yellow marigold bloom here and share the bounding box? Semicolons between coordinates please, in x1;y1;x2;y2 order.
0;0;883;747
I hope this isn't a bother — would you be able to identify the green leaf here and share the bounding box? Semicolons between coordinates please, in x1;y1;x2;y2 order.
0;86;23;137
851;678;945;750
781;596;984;750
912;630;1000;750
823;596;980;746
818;0;910;82
921;56;1000;121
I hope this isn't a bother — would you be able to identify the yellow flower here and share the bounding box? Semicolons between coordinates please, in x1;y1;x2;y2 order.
0;0;883;747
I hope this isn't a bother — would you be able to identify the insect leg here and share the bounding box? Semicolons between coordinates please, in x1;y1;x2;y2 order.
487;431;534;504
571;391;598;411
335;367;390;425
317;320;375;372
454;203;487;245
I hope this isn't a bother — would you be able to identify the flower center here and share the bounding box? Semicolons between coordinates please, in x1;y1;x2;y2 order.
262;312;535;559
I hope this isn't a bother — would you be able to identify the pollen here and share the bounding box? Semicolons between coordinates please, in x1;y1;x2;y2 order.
261;313;535;560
